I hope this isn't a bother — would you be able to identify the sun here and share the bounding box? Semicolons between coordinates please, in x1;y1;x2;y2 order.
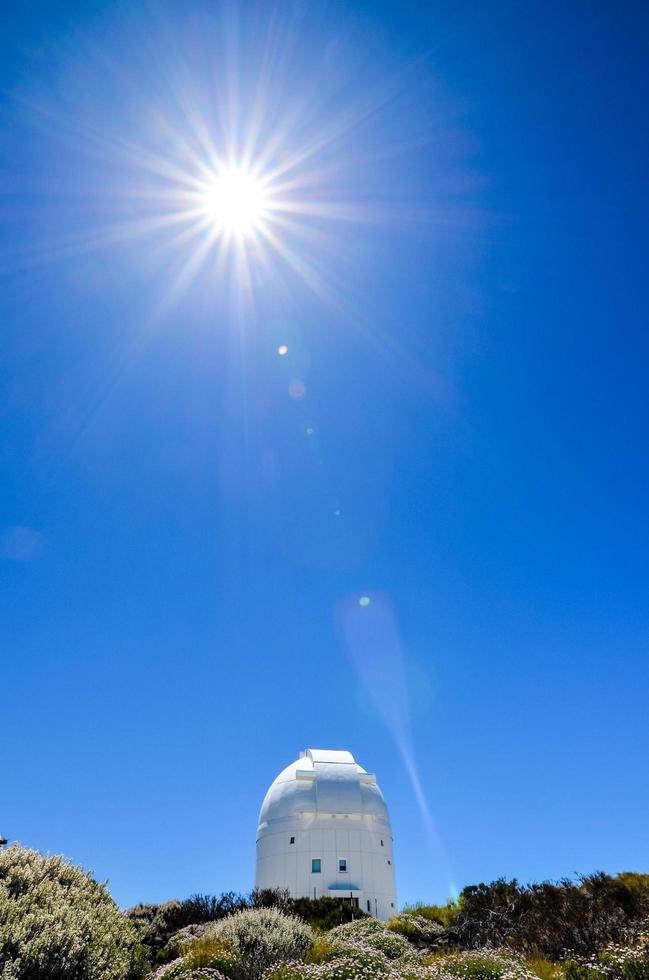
199;167;269;237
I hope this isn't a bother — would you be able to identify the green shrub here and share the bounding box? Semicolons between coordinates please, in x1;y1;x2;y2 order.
0;843;145;980
129;894;251;963
265;946;393;980
423;949;539;980
159;970;227;980
403;902;460;929
208;908;313;979
564;937;649;980
388;913;445;943
261;968;307;980
180;936;239;975
525;958;562;980
326;916;417;969
327;918;384;942
302;937;337;965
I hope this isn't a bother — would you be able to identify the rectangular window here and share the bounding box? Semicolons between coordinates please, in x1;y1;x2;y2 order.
339;859;347;872
380;840;384;847
289;837;295;844
367;900;371;912
387;859;391;865
311;858;321;873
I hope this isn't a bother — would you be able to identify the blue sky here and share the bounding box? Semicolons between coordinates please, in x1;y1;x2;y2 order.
2;0;649;910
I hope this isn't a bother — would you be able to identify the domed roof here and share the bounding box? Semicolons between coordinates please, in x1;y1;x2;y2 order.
257;748;390;831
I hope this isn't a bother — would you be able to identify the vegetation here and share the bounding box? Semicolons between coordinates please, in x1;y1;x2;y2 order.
2;841;649;980
0;844;145;980
129;892;361;964
447;874;649;959
563;936;649;980
207;907;313;978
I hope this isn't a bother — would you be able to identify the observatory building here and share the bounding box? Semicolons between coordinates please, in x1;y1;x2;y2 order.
255;748;397;919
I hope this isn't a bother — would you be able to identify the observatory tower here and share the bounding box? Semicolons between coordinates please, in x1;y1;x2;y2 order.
255;748;397;920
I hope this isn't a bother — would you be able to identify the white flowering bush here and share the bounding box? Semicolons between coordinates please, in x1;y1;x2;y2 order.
328;918;417;962
423;950;540;980
564;935;649;980
265;916;420;980
0;844;144;980
154;970;227;980
265;946;395;980
207;908;313;979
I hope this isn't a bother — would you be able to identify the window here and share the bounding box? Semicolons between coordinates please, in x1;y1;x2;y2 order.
387;859;391;865
338;859;347;872
289;837;295;844
367;900;371;912
311;858;321;873
380;840;384;847
391;902;395;908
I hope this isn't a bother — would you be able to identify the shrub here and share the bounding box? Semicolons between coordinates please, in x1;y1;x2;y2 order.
328;918;384;942
208;908;313;978
403;903;460;929
323;916;418;976
448;875;646;959
424;950;539;980
180;936;239;975
288;898;367;931
158;970;227;980
0;843;145;980
251;891;293;913
564;936;649;980
265;946;393;980
302;938;338;965
128;893;251;963
525;959;562;980
388;914;446;943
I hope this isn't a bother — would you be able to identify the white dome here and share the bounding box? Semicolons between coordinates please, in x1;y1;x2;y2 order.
255;749;397;920
258;749;390;829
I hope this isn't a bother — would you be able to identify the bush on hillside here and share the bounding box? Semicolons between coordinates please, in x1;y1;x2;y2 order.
424;950;539;980
388;913;446;943
128;893;251;961
564;934;649;980
0;843;145;980
153;966;227;980
265;945;394;980
251;890;293;913
448;874;647;959
328;916;416;962
208;908;313;979
403;903;461;930
289;897;367;931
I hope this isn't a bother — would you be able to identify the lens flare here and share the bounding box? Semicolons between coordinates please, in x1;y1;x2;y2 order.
338;591;455;897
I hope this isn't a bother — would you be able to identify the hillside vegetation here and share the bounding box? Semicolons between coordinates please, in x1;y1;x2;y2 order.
2;844;649;980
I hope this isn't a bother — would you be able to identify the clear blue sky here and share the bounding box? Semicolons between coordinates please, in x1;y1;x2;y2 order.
2;0;648;910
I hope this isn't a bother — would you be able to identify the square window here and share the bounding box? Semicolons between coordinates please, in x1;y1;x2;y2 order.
311;858;321;873
289;837;295;844
339;859;347;872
